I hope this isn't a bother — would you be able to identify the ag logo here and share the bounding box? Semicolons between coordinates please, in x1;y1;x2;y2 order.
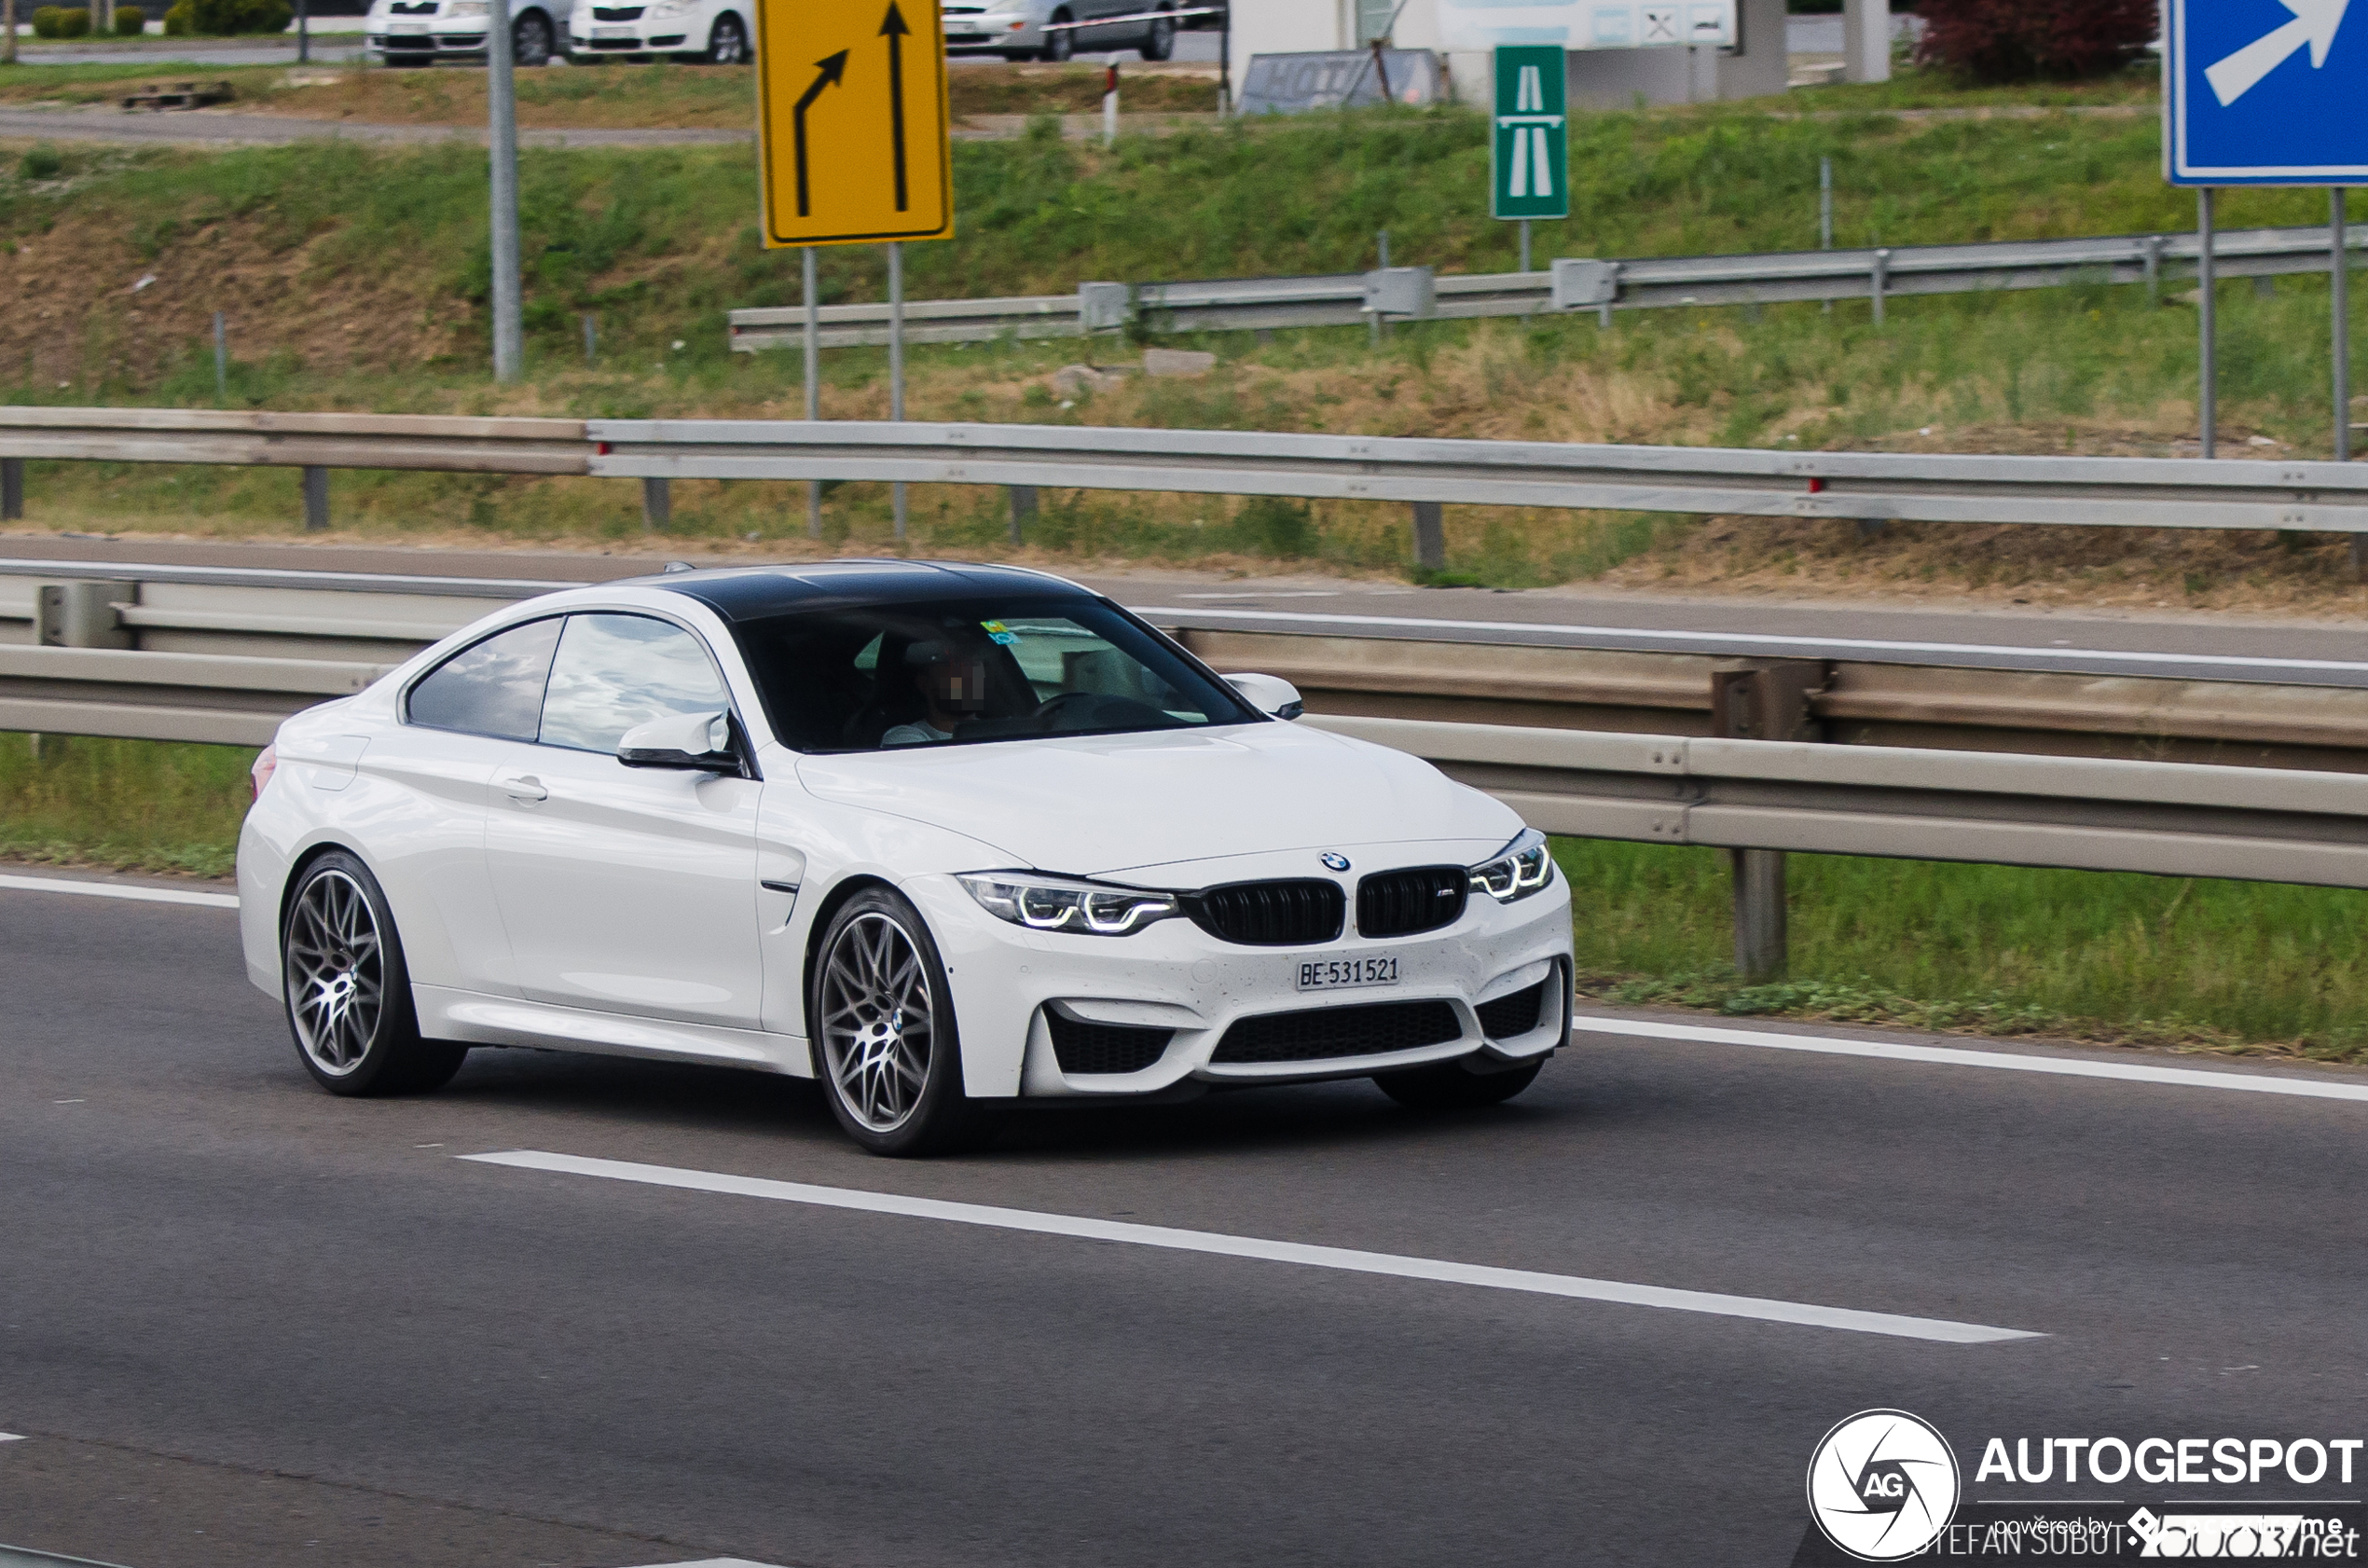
1807;1410;1960;1561
1319;852;1352;872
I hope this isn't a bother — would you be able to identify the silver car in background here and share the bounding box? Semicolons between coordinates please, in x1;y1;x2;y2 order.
943;0;1189;62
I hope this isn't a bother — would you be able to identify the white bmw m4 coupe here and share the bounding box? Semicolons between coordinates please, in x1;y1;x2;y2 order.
238;561;1575;1155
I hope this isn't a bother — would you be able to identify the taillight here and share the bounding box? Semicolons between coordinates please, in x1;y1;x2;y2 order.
251;743;278;802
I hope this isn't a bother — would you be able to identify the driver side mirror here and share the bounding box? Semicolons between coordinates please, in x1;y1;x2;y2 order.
1224;673;1304;721
619;710;740;772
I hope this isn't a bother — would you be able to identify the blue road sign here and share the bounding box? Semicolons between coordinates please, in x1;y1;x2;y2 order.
2166;0;2366;185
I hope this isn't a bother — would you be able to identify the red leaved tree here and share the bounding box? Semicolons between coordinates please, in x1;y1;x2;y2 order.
1914;0;2156;80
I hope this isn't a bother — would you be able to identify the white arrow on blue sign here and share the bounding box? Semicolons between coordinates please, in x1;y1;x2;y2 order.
2166;0;2365;184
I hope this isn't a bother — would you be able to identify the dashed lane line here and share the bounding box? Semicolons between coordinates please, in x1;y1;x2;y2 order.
0;873;237;910
1576;1015;2368;1104
461;1149;2043;1345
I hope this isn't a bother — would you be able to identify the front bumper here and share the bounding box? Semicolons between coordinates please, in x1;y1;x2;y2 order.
903;859;1575;1101
371;25;490;55
943;14;1037;49
567;21;696;51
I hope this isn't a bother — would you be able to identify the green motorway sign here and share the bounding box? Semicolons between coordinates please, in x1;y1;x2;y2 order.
1491;45;1568;222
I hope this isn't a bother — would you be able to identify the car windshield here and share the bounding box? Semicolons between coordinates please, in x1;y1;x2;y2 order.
729;594;1261;752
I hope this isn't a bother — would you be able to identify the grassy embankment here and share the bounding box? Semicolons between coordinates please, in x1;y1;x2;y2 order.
0;68;2361;603
10;730;2368;1062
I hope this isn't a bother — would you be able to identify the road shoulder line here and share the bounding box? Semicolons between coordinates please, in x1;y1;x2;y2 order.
0;873;238;909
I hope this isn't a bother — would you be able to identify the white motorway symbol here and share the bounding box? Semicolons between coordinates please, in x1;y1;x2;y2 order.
2206;0;2350;106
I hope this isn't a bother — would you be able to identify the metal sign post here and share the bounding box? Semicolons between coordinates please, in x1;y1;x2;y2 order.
755;0;952;538
2165;0;2363;459
1490;46;1569;228
487;0;523;384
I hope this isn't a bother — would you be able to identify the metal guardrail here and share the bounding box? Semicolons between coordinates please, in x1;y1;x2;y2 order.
585;419;2368;534
725;224;2368;351
7;408;2368;565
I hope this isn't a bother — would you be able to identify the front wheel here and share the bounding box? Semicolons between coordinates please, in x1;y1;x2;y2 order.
703;11;746;63
282;851;467;1096
812;888;993;1156
1042;8;1074;61
511;8;554;64
1373;1056;1541;1111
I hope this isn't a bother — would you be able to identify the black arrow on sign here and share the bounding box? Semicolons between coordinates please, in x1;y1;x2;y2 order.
880;1;910;213
792;48;849;217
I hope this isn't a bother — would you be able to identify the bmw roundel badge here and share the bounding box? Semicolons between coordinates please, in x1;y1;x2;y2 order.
1319;852;1352;873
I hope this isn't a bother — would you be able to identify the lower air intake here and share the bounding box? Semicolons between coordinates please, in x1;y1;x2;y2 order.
1047;1011;1172;1076
1210;998;1463;1065
1475;979;1549;1040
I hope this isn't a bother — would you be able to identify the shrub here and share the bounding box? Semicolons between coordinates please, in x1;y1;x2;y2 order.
187;0;289;31
162;0;192;31
115;4;145;31
56;4;89;34
19;144;63;180
1913;0;2155;81
28;6;60;35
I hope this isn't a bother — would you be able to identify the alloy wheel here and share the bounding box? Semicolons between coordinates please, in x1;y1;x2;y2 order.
709;14;744;62
285;869;385;1078
818;912;936;1133
514;10;552;63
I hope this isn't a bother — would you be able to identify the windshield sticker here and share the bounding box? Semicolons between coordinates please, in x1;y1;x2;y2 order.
981;620;1020;646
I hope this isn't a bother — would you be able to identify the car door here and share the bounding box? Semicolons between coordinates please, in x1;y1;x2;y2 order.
375;614;565;998
485;611;764;1031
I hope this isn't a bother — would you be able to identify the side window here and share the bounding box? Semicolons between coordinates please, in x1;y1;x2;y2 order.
405;617;562;742
537;612;734;755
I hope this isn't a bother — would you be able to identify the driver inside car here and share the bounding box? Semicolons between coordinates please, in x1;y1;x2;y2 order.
882;640;996;746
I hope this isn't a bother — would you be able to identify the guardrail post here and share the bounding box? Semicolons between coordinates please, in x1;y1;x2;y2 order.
641;476;671;531
1009;485;1038;543
2143;235;2166;306
1411;501;1446;572
301;466;329;532
1711;659;1828;981
35;581;135;649
1;458;21;521
1871;248;1890;326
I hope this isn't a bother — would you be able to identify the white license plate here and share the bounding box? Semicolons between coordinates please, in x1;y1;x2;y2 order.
594;24;635;36
388;21;428;32
1297;955;1400;992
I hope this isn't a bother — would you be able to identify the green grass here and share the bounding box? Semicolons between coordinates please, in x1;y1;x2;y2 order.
1554;837;2368;1060
0;732;254;877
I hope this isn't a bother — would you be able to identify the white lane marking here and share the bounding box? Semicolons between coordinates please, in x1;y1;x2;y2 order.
0;1433;25;1442
618;1561;798;1568
1132;606;2368;677
461;1150;2041;1344
0;873;238;910
1579;1016;2368;1104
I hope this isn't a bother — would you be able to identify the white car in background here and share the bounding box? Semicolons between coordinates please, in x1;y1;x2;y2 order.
237;561;1572;1157
365;0;566;65
943;0;1186;62
565;0;750;62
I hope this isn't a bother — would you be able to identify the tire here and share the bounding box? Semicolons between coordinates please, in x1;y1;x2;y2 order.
1139;7;1173;61
282;850;467;1097
1373;1056;1542;1111
703;10;746;63
810;887;994;1157
511;8;553;65
1043;9;1073;61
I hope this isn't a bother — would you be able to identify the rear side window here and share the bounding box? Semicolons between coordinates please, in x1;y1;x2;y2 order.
537;612;733;754
406;617;562;741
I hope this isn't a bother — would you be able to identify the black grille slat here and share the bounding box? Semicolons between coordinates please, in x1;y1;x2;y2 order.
1188;879;1344;947
1475;980;1548;1040
1212;999;1463;1065
1047;1013;1172;1075
1356;865;1467;939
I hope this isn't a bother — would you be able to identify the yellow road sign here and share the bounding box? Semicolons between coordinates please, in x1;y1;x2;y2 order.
754;0;953;249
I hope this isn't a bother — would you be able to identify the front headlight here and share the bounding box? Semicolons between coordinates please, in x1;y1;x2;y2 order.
957;872;1181;937
648;0;692;15
1469;828;1553;903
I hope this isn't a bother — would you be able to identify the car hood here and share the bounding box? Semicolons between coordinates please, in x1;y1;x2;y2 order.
793;721;1521;879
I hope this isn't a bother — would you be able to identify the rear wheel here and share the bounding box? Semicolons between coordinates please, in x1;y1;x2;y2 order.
703;11;746;63
1042;8;1074;61
812;888;994;1156
1139;7;1173;60
1374;1056;1541;1111
511;8;553;64
282;851;467;1096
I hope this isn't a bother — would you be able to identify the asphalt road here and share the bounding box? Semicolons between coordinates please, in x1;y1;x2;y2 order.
7;535;2366;684
7;877;2368;1567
